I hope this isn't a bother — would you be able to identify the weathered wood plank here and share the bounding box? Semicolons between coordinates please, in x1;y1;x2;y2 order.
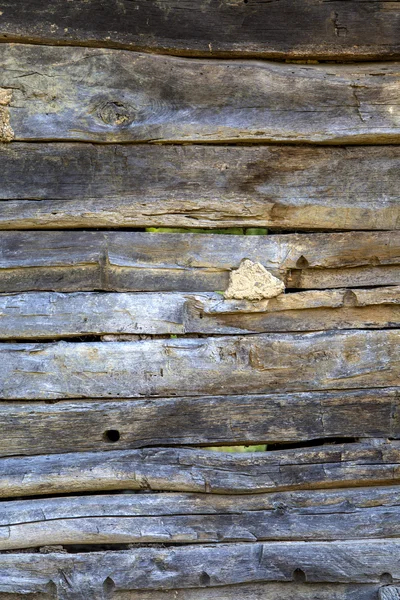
105;582;389;600
0;389;397;456
0;0;399;60
0;486;399;550
0;330;397;399
3;541;400;598
1;46;400;143
1;231;398;293
0;144;398;231
2;441;400;498
1;289;398;338
0;582;386;600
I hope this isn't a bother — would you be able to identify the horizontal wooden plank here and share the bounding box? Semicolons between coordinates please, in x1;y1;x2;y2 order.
0;0;399;60
0;582;386;600
0;389;398;456
0;486;399;550
1;289;398;338
1;46;400;143
0;330;398;399
3;541;400;599
0;144;399;231
99;582;389;600
2;440;400;498
1;231;398;293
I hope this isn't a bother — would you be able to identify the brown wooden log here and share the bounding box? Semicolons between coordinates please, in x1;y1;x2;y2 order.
1;231;398;293
0;0;398;60
1;45;400;143
1;440;400;498
0;389;397;456
0;144;398;231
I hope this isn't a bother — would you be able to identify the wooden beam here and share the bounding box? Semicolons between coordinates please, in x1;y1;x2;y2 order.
1;46;400;143
0;389;397;456
0;144;398;231
0;330;398;399
3;541;400;598
0;486;399;550
1;231;398;293
1;441;400;498
0;0;398;60
0;289;398;338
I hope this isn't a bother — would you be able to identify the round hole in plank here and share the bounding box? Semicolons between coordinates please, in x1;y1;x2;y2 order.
104;429;121;443
292;569;306;583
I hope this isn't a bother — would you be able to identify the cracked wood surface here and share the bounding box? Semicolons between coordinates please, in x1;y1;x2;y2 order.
0;144;398;231
0;486;400;550
1;440;400;498
1;231;398;293
0;330;398;399
4;541;400;598
0;583;389;600
0;289;398;338
1;45;400;143
0;389;398;457
0;0;398;60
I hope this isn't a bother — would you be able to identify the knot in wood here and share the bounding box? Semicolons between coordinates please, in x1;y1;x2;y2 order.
97;100;135;127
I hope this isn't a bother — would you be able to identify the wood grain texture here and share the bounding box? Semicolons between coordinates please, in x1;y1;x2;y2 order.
107;582;390;600
1;231;398;293
0;330;398;399
0;486;400;550
0;289;398;338
0;0;399;60
0;583;387;600
3;541;400;599
2;440;400;498
1;45;400;143
0;389;398;456
0;144;399;231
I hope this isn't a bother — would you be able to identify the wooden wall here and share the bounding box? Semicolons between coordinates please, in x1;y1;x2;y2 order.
0;1;399;598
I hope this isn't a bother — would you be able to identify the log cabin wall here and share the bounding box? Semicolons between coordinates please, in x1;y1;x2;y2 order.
0;2;399;598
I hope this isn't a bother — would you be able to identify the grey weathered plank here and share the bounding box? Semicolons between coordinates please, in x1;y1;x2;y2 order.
0;330;398;399
3;541;400;599
1;231;398;293
1;288;399;338
105;583;389;600
1;45;400;143
0;486;399;550
0;0;399;60
0;583;386;600
0;389;397;456
1;440;400;498
0;144;399;231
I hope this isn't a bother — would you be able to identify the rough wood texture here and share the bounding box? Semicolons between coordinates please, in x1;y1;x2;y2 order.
0;582;387;600
1;231;398;293
0;389;398;456
0;0;399;60
1;144;398;231
1;45;400;143
104;582;391;600
3;542;400;598
0;486;399;550
2;440;400;498
0;330;398;399
0;289;398;338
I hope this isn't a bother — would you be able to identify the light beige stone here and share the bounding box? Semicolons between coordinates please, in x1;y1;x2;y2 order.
224;259;285;301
